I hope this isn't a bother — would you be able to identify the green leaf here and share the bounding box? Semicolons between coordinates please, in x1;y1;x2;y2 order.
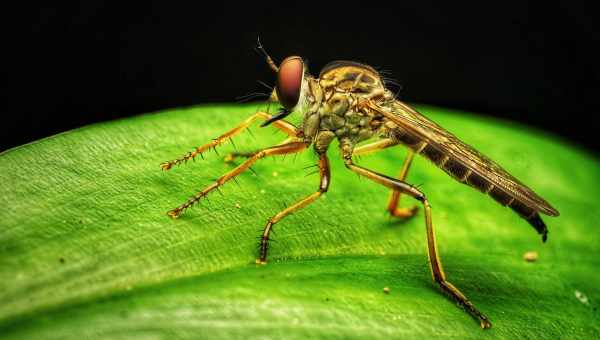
1;104;599;339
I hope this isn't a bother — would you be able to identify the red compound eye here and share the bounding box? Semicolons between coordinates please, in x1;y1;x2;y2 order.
276;56;303;109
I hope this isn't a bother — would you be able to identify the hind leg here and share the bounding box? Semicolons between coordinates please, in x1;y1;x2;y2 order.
343;155;491;329
386;149;418;218
351;139;418;219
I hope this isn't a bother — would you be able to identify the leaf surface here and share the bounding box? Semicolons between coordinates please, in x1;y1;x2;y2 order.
1;104;599;339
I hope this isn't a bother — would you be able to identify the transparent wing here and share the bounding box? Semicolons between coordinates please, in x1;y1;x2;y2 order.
374;99;559;216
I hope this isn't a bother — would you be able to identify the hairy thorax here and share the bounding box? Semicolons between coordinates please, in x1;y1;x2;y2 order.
311;61;391;145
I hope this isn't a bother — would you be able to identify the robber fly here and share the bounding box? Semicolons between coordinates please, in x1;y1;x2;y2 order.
160;43;559;329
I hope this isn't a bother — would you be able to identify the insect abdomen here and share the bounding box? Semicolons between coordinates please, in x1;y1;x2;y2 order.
439;151;540;214
437;147;548;239
390;127;548;240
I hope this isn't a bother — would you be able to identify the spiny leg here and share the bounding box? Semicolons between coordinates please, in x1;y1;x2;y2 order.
258;153;330;264
343;155;492;329
160;111;298;170
167;141;308;218
351;139;417;218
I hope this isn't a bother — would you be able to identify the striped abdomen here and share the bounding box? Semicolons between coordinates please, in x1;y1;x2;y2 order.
389;127;549;241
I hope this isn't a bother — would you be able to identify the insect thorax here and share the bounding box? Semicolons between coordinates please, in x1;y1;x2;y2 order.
303;62;388;146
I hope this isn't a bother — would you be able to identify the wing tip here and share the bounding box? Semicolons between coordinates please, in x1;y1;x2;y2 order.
541;205;560;217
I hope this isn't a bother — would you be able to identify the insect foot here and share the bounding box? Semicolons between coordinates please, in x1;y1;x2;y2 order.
160;161;173;171
258;231;271;264
167;208;182;219
390;205;419;219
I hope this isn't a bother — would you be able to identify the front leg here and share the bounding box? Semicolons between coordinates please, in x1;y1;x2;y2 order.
160;111;298;170
167;141;309;218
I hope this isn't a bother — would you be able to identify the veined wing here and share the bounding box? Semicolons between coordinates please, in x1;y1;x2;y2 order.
372;99;559;217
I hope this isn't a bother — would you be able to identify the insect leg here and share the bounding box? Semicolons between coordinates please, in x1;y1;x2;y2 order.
386;149;419;218
257;153;330;264
351;139;418;218
160;112;298;170
167;141;309;218
343;156;492;329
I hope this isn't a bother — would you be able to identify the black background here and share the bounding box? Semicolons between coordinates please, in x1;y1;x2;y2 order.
2;2;598;153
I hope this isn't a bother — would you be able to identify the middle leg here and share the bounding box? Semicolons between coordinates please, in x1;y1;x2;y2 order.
257;153;330;264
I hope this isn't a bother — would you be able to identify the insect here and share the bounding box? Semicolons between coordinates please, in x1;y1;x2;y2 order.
160;43;559;329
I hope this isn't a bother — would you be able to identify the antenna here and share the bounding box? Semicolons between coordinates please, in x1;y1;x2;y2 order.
255;36;279;72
